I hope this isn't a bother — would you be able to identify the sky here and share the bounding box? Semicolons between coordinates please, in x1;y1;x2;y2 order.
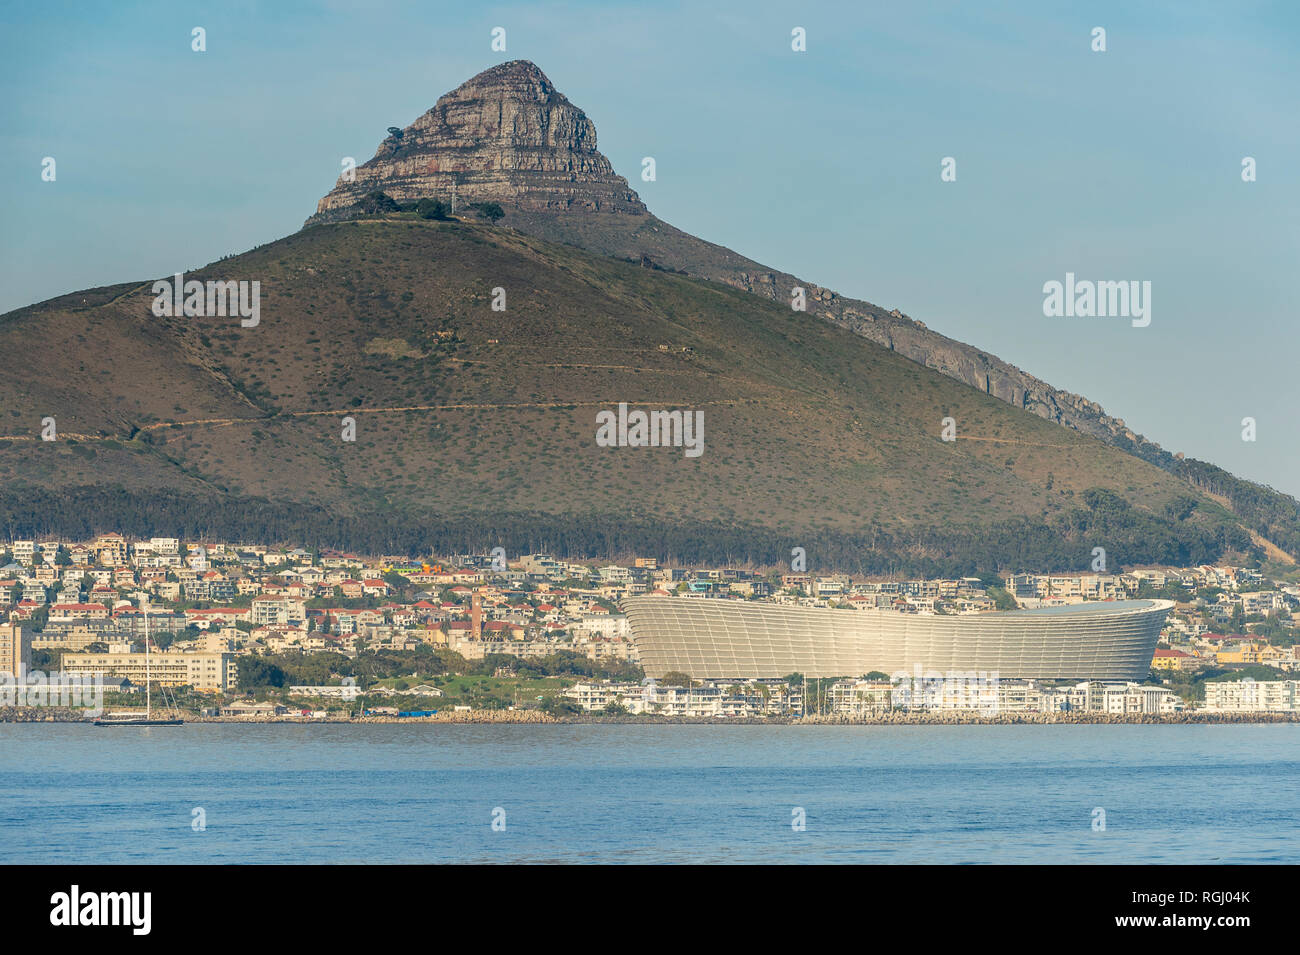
1;1;1297;495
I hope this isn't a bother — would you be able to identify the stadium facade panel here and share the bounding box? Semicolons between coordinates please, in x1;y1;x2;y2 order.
623;597;1174;681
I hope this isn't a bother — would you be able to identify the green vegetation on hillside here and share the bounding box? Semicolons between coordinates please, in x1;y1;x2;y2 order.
0;218;1278;572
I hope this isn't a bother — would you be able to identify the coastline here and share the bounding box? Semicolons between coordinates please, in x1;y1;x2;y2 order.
4;707;1299;725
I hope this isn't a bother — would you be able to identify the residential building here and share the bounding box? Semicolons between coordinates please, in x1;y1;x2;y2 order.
60;649;238;692
0;622;30;678
1204;679;1300;713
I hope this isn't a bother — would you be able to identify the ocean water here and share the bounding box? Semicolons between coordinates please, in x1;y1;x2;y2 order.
1;723;1297;864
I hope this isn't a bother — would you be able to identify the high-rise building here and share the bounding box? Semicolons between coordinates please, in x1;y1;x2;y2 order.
0;622;31;678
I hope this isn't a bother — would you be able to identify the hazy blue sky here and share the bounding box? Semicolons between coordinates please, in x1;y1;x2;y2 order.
2;1;1296;495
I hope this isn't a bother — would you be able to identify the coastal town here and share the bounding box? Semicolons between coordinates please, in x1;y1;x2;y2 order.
1;532;1298;721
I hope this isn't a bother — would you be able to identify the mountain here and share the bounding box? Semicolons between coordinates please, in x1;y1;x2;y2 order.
310;61;1148;457
0;61;1293;571
310;60;645;220
308;62;1300;563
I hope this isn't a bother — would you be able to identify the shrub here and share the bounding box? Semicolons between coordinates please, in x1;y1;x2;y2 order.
416;198;449;220
475;201;505;224
356;191;400;215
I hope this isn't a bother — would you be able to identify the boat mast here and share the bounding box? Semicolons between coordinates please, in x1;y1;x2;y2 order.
143;596;151;720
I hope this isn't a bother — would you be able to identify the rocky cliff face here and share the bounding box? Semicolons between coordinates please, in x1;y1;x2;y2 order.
712;261;1163;459
305;60;1169;468
309;60;646;222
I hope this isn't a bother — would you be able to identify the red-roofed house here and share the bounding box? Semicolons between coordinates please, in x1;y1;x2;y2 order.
184;607;251;629
48;602;110;621
1152;648;1197;671
483;621;526;640
12;599;41;620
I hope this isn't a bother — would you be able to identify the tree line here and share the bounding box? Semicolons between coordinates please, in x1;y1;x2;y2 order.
0;483;1258;576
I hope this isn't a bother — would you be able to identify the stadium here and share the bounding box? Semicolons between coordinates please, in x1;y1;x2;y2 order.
623;597;1175;681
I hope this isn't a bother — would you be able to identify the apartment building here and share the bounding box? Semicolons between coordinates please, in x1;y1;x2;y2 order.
829;679;893;715
60;649;238;692
1204;679;1300;713
1151;648;1198;671
31;625;112;653
0;622;31;678
575;613;628;638
250;596;306;628
629;684;723;717
563;681;641;711
1078;682;1179;715
94;533;128;566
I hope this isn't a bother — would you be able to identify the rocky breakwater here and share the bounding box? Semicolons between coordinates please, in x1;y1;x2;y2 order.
189;709;557;724
363;708;557;724
0;706;90;722
798;711;1300;725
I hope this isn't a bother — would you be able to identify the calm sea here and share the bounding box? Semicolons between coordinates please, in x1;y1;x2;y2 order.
2;723;1297;864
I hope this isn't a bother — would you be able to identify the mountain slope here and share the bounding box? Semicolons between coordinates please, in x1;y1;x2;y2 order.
0;217;1255;570
309;60;1155;458
304;60;1298;563
0;60;1291;569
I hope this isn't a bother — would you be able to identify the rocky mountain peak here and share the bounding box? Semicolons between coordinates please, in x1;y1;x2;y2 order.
309;60;646;223
303;62;1183;490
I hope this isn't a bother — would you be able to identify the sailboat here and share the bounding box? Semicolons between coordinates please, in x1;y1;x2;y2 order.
94;595;184;726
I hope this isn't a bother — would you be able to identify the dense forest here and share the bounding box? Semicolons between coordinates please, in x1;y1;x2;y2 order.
0;483;1257;575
